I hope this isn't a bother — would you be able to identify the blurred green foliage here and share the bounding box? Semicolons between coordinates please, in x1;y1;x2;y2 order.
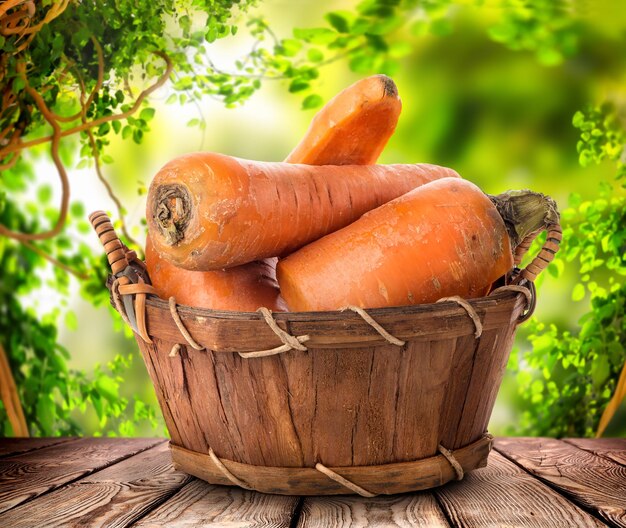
0;0;625;438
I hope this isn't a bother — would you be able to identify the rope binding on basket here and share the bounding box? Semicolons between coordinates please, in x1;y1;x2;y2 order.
197;432;493;496
169;297;204;350
436;296;483;338
238;307;310;358
342;305;406;346
90;210;560;351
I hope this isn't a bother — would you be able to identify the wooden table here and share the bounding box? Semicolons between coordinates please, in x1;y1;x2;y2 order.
0;437;624;527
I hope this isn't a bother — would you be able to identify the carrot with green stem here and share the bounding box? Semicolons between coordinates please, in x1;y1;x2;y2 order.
277;178;560;311
146;152;460;270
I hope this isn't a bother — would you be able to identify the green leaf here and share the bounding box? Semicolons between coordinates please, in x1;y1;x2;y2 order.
12;77;25;92
325;11;352;33
307;48;324;62
349;54;375;73
293;27;336;45
572;283;585;301
289;79;310;93
64;311;78;331
591;355;610;386
37;185;53;204
36;396;55;435
70;202;85;218
279;39;302;57
301;94;323;110
140;108;155;121
96;376;120;403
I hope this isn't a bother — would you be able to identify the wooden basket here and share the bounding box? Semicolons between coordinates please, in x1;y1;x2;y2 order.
89;211;561;496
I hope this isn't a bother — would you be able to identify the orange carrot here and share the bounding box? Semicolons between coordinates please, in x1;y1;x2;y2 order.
145;235;287;311
276;178;516;311
146;77;404;310
146;152;460;270
285;75;401;165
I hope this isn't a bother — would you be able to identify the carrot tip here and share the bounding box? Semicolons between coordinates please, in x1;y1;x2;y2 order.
377;74;398;98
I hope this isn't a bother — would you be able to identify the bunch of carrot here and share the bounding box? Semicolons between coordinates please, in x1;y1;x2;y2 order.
145;75;556;312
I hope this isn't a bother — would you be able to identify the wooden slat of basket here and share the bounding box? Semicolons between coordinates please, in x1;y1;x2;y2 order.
169;434;492;496
137;336;506;470
453;324;518;449
144;291;526;354
437;333;477;449
392;339;456;464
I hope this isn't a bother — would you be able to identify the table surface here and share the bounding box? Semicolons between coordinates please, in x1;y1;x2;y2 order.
0;437;624;527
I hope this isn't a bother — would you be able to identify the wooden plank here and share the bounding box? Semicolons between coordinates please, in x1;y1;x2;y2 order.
0;437;77;458
564;438;626;467
495;437;626;527
297;493;450;528
0;442;191;528
0;437;162;514
435;451;606;527
133;479;299;528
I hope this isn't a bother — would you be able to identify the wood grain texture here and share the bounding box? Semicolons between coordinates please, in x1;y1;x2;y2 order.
451;307;518;449
564;437;626;467
137;309;518;475
0;442;191;528
144;290;525;353
435;451;606;527
495;437;626;527
0;437;162;514
133;479;299;528
0;437;77;458
297;493;450;527
131;283;527;497
169;435;491;495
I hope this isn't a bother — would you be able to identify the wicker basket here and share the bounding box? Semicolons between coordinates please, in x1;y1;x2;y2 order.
90;211;561;496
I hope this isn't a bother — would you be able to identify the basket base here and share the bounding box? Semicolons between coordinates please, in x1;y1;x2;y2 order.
170;434;493;496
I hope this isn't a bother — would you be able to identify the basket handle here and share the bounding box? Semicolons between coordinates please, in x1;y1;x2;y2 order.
88;211;130;276
512;222;562;284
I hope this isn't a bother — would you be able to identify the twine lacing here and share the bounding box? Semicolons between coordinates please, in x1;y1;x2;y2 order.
436;296;483;338
208;448;253;490
342;305;406;346
238;307;310;359
489;284;535;323
169;297;204;351
202;433;493;496
437;443;464;480
314;463;376;497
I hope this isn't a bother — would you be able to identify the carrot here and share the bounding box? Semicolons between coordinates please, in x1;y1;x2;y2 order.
285;75;401;165
145;235;287;311
146;152;460;270
145;77;404;309
276;178;558;311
